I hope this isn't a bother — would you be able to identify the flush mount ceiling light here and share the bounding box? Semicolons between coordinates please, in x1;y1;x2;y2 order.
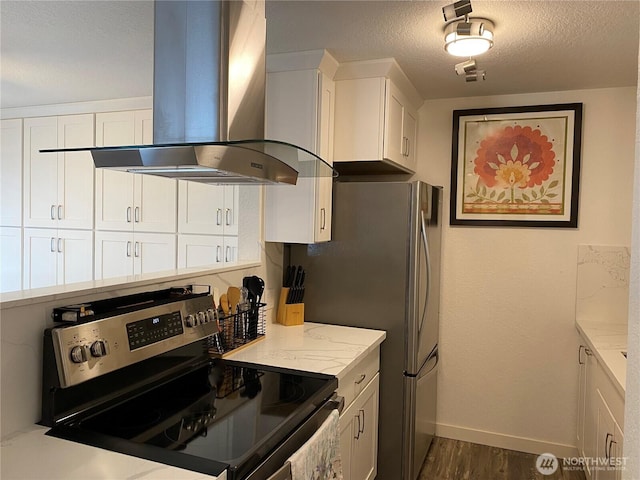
444;18;494;57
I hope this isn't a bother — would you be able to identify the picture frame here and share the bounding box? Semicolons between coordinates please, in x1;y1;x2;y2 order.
450;103;583;228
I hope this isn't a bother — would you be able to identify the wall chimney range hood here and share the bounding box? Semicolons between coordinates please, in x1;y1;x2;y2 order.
41;0;334;185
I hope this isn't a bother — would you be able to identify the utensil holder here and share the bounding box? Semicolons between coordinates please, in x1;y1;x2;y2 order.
208;303;266;357
276;288;304;326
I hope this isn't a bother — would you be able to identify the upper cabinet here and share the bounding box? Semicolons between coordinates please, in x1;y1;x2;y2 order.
23;114;95;229
94;110;177;233
265;50;337;244
333;59;423;175
1;119;23;227
178;183;238;237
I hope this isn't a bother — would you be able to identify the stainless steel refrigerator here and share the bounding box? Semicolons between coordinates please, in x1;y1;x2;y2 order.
289;180;442;480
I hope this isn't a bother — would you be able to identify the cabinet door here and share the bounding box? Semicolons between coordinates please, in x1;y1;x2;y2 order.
222;186;239;236
95;170;135;231
134;174;177;233
223;235;238;266
0;227;22;292
1;119;23;227
595;389;618;480
94;231;134;280
57;229;93;285
23;227;58;289
352;373;379;480
383;80;404;166
178;181;225;235
57;114;95;229
339;402;356;480
577;345;590;457
265;68;333;243
133;232;176;275
403;107;418;171
177;234;224;268
23;117;58;228
584;352;598;479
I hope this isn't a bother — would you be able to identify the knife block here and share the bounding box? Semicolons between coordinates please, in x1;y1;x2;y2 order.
276;288;304;326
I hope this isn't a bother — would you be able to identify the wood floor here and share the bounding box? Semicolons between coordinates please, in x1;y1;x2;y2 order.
418;437;587;480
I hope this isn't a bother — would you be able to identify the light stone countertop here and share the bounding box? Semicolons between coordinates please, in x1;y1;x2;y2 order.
0;425;222;480
1;322;385;480
225;322;387;379
575;318;627;397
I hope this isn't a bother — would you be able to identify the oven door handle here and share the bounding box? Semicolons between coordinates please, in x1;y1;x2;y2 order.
327;393;345;414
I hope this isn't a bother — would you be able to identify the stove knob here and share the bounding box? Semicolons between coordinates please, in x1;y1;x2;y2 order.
90;340;107;358
197;311;207;324
70;345;87;363
185;314;196;328
206;308;216;322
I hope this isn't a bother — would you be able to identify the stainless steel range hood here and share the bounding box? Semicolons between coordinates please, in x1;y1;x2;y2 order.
42;1;334;185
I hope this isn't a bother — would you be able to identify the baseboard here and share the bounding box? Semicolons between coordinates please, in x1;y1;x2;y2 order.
435;423;579;459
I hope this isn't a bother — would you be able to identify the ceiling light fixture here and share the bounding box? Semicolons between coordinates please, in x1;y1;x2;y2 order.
444;18;494;57
454;59;477;76
465;70;486;82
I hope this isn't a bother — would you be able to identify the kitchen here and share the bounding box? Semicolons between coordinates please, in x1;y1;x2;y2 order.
1;1;639;480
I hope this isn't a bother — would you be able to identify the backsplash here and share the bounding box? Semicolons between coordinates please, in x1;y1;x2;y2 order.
576;245;630;324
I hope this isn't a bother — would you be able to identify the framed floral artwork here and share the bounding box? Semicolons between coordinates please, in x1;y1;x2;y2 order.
450;103;583;227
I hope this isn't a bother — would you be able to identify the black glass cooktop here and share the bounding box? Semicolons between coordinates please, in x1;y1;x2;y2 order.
47;359;336;478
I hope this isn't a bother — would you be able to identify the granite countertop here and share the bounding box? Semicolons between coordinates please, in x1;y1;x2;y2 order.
1;322;385;480
575;319;627;397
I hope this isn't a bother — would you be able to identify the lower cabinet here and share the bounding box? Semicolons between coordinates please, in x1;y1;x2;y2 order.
23;228;93;289
340;374;379;480
338;348;380;480
94;231;176;280
576;343;625;480
177;234;238;269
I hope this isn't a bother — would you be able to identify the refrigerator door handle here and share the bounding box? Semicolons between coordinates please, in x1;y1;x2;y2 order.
419;209;432;335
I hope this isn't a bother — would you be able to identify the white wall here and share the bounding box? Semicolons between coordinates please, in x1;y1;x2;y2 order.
0;243;284;437
415;87;637;456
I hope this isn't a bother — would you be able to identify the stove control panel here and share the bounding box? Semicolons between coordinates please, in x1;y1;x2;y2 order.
51;295;219;388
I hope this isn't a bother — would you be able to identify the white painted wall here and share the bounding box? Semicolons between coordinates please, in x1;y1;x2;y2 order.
415;87;637;456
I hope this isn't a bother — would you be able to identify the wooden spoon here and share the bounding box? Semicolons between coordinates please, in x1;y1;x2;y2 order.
227;286;241;314
219;293;230;316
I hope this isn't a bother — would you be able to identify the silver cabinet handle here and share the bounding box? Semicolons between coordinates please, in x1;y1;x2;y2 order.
359;410;365;435
50;237;56;252
57;205;63;220
578;345;592;364
57;237;63;253
50;205;56;220
126;241;132;257
126;206;132;223
355;373;366;385
354;413;361;440
216;208;222;226
216;245;222;263
320;208;326;231
134;206;140;223
225;245;231;262
225;208;231;226
134;241;140;257
406;138;410;157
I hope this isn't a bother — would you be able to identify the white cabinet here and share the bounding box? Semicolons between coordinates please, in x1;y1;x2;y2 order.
265;51;336;244
178;182;238;236
333;59;422;174
0;227;22;292
23;114;95;229
23;228;93;289
576;343;625;480
177;234;237;269
94;231;176;280
339;373;379;480
1;119;23;227
338;348;380;480
96;172;177;233
95;110;177;233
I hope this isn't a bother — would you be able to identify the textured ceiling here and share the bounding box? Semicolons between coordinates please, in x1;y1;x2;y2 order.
1;0;638;109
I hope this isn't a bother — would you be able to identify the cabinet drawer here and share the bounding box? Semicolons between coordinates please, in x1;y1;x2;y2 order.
338;347;380;409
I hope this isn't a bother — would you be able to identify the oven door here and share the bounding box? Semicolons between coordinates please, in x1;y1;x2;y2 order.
241;395;344;480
